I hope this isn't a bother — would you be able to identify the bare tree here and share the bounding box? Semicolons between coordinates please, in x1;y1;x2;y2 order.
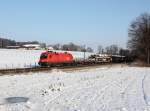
61;42;82;51
97;45;103;54
105;44;118;55
0;38;16;48
110;45;118;55
128;13;150;64
40;43;46;49
105;46;111;54
86;47;93;52
53;44;61;50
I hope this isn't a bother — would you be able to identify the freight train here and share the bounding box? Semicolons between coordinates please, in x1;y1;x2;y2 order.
38;51;126;67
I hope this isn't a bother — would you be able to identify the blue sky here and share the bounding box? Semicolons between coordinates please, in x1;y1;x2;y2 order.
0;0;150;50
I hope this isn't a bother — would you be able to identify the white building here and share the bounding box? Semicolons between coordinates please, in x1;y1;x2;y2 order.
23;44;41;50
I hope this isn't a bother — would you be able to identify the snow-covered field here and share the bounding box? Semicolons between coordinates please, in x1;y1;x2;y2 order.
0;65;150;111
0;49;93;69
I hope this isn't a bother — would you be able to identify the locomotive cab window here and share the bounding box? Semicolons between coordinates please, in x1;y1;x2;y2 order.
40;54;48;59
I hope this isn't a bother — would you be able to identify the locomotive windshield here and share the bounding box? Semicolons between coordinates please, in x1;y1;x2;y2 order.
40;53;48;59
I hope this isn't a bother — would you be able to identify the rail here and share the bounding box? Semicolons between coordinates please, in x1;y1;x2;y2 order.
0;63;112;75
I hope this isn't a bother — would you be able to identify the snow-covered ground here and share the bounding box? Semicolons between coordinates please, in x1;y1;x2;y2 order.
0;65;150;111
0;49;93;69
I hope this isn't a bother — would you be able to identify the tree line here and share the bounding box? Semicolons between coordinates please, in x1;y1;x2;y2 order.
52;43;129;56
50;43;93;52
0;38;47;48
128;13;150;64
0;38;16;48
97;44;130;57
0;37;128;54
0;38;94;52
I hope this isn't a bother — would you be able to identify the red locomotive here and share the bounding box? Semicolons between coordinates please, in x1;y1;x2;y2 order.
38;51;74;66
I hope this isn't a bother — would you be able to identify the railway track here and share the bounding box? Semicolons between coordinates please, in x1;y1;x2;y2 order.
0;63;114;75
0;67;50;75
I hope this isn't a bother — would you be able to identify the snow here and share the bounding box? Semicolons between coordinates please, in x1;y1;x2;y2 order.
0;49;42;69
0;65;150;111
0;49;93;69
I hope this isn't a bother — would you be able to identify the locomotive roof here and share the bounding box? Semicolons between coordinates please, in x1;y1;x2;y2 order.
42;51;71;55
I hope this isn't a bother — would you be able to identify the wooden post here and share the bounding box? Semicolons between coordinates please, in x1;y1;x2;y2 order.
148;48;150;64
5;64;7;69
12;64;13;69
83;45;86;62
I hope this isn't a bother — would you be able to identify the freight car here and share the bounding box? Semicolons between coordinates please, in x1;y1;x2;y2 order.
111;55;126;63
88;54;112;63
